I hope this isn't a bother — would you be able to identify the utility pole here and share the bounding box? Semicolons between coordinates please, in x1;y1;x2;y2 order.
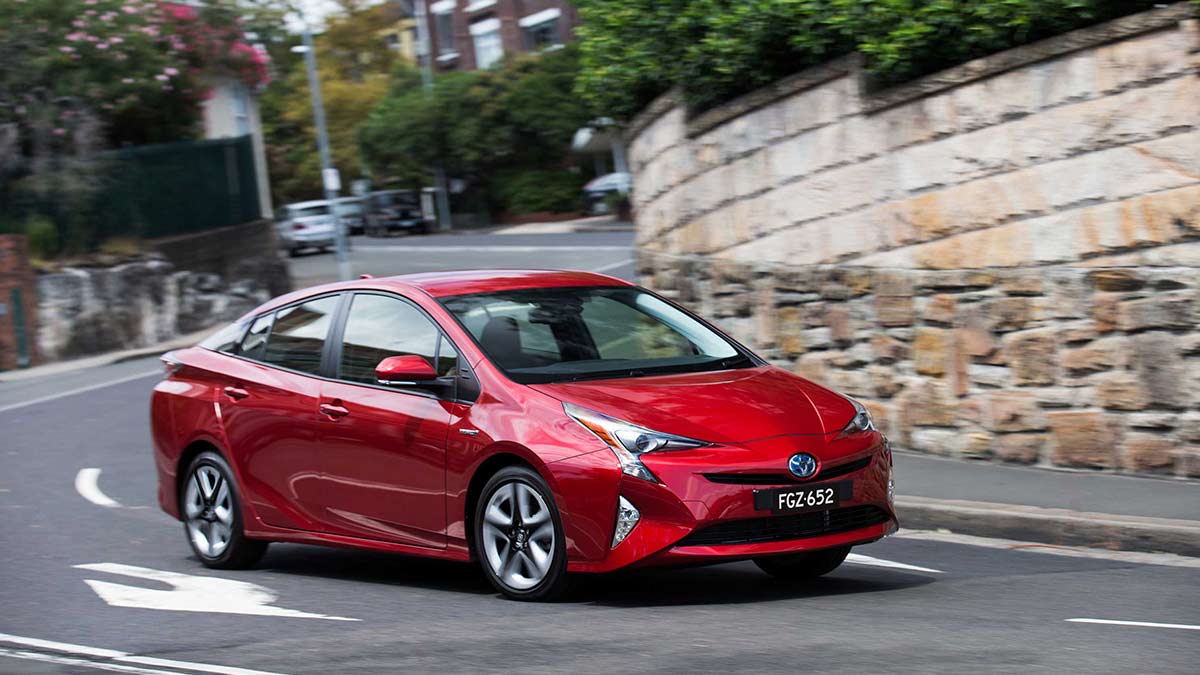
413;0;453;232
296;17;351;281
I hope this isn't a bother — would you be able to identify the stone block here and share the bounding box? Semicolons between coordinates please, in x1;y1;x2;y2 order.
1030;387;1093;409
995;433;1046;464
969;364;1010;389
1092;293;1120;333
777;306;806;357
910;429;963;457
1131;332;1188;409
1049;411;1116;468
876;294;915;327
961;432;994;459
872;334;910;363
1061;337;1125;375
1095;372;1149;411
827;305;854;345
1087;269;1145;292
1121;434;1176;473
924;294;957;326
986;392;1047;432
898;380;956;431
913;328;949;377
957;326;997;359
983;297;1033;333
1118;294;1195;332
996;271;1044;296
1003;328;1059;386
1179;412;1200;443
867;365;902;398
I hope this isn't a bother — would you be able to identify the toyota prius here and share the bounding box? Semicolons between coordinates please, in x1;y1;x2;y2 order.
151;270;897;600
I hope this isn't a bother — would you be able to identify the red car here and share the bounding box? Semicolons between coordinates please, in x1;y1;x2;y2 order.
152;270;897;600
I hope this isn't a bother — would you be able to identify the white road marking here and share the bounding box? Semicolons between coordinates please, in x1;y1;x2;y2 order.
75;468;122;508
590;258;634;274
75;563;359;622
361;245;629;253
0;370;160;414
895;529;1200;569
0;648;179;675
846;553;943;574
0;634;288;675
1066;618;1200;631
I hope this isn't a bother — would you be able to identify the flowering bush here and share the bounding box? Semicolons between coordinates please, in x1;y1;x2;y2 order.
0;0;269;149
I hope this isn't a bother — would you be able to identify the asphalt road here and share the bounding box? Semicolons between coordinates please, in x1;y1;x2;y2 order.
2;232;1198;674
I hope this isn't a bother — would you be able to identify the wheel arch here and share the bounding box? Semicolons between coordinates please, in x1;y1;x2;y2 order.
463;449;548;561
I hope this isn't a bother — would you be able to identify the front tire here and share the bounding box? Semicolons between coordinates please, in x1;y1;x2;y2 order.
474;466;569;601
180;451;267;569
754;546;850;580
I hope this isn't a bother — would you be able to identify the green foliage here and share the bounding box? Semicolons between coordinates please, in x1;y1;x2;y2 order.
575;0;1173;117
491;169;585;214
360;46;595;215
260;1;407;203
23;216;60;260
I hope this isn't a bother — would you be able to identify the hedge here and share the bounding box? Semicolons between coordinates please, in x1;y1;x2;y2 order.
575;0;1189;118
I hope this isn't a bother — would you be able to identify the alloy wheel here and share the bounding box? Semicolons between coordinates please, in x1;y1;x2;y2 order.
481;481;556;591
183;464;234;558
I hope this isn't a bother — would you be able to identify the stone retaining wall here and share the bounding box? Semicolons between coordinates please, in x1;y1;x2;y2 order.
630;5;1200;478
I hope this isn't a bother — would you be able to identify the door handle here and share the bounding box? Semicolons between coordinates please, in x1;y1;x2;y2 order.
223;386;249;401
320;403;350;420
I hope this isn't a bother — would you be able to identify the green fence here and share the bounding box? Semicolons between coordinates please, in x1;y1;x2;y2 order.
1;134;261;255
97;134;261;240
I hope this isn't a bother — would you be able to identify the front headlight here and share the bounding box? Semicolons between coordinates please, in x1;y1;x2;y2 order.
563;402;708;482
837;396;876;438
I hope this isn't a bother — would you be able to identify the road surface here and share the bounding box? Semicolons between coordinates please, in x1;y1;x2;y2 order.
1;231;1196;673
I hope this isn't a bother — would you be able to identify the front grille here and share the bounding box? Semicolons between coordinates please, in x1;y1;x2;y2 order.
676;505;889;547
702;456;872;485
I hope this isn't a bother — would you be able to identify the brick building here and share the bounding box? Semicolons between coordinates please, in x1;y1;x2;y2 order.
424;0;579;71
0;235;37;370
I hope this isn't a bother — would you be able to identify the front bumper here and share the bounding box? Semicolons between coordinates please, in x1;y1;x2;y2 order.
563;434;897;573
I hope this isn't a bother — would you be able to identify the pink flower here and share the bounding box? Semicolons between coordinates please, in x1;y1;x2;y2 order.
155;74;168;81
122;6;136;14
72;20;86;28
97;42;109;49
122;77;134;84
66;32;83;41
110;36;124;44
53;128;66;136
164;67;179;76
59;45;75;53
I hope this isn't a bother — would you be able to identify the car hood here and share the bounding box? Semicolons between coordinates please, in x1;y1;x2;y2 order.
529;366;855;444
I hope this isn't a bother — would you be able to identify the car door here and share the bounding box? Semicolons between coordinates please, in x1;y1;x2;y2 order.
217;294;340;532
315;292;458;548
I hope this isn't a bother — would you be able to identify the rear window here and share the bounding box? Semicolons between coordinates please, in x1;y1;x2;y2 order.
199;321;247;354
260;296;340;375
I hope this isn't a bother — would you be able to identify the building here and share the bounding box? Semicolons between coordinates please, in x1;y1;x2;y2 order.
200;77;273;221
377;1;421;65
424;0;578;71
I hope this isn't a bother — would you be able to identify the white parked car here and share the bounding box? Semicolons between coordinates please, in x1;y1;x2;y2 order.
276;201;338;257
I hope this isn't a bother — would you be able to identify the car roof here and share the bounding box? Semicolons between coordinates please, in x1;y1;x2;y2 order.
286;200;330;209
250;269;633;316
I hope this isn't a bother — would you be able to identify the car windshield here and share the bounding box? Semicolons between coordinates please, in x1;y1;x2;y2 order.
333;202;362;215
441;286;753;384
289;205;329;218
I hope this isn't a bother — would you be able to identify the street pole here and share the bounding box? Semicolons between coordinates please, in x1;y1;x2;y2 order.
413;0;453;232
298;19;351;281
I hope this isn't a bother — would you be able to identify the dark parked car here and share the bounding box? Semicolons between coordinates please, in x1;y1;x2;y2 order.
364;190;430;236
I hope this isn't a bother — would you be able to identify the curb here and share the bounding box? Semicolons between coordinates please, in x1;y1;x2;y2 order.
0;328;214;384
896;496;1200;557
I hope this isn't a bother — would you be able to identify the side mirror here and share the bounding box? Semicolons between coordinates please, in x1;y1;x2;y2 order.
375;355;438;386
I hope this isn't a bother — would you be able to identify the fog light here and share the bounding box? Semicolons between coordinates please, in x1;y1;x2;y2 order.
612;496;640;548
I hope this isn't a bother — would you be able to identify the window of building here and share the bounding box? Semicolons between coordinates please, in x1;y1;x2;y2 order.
519;8;562;51
260;296;339;375
231;82;252;136
432;2;455;55
470;17;503;69
338;294;457;385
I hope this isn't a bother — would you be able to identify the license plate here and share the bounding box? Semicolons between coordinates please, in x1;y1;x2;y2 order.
754;481;853;515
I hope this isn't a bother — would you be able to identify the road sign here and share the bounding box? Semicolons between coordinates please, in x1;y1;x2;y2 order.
322;168;342;193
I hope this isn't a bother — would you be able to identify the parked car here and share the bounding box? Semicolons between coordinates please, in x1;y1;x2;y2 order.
332;197;367;236
152;270;897;601
275;201;337;257
583;172;632;215
364;189;430;236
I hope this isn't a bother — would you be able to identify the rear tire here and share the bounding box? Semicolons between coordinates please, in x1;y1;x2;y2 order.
754;546;850;580
180;451;267;569
474;466;569;601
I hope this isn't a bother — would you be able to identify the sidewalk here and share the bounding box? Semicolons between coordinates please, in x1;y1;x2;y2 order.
489;215;634;235
0;328;213;384
894;451;1200;556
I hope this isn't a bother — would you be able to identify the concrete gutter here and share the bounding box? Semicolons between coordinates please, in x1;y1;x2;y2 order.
897;496;1200;557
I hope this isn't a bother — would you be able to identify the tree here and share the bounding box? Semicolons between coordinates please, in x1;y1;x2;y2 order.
359;46;595;215
259;0;412;204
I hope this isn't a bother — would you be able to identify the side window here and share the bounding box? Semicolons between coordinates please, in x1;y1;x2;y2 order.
200;321;247;354
240;314;274;361
260;296;339;375
339;294;448;385
434;337;459;378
